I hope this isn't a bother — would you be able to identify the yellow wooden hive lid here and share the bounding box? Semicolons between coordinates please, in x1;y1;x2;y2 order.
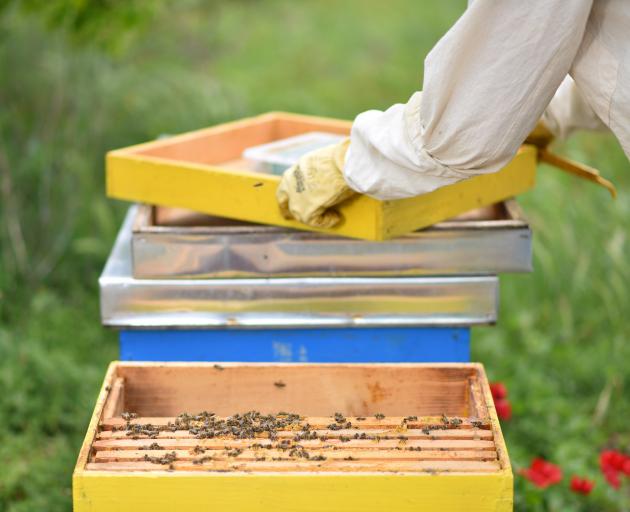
106;112;537;241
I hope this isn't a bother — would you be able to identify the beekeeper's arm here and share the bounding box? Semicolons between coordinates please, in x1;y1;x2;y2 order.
545;0;629;158
277;0;594;226
344;0;595;200
543;77;607;140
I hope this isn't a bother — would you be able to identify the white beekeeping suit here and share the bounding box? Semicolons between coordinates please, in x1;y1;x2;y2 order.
344;0;629;200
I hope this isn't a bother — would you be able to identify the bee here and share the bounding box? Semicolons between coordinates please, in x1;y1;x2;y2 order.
311;455;327;461
144;451;177;466
405;416;418;422
334;412;346;424
374;413;385;420
450;417;463;427
471;420;483;428
343;456;356;461
278;439;292;450
397;418;409;433
274;381;286;388
192;455;214;465
289;448;310;459
356;417;366;421
213;364;224;371
121;412;138;422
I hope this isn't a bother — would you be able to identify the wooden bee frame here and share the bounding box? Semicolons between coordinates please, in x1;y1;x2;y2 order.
74;362;512;511
106;112;537;240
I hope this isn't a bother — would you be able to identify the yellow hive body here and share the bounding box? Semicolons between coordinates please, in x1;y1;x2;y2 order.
73;362;513;511
106;112;537;241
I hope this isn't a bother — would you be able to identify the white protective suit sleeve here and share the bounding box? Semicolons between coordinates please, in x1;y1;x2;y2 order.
543;77;607;140
343;0;628;200
554;0;630;157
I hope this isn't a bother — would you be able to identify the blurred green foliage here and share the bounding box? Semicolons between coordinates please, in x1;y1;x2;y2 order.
0;1;628;511
0;0;167;51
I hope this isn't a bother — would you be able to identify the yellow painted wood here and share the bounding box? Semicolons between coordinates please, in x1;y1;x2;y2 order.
73;472;513;512
74;363;118;472
107;152;380;240
106;113;537;241
381;146;537;239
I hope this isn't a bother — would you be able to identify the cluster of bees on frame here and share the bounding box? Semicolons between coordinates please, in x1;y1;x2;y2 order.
111;410;473;471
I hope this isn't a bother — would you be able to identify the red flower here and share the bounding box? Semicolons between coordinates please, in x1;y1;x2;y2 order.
570;476;595;495
490;382;508;400
603;468;621;490
600;449;630;489
520;458;563;488
600;450;627;472
494;398;512;421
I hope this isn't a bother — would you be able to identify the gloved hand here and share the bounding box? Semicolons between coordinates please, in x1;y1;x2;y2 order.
276;139;356;228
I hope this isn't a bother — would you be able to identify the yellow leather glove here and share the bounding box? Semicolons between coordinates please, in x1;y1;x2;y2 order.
276;139;356;228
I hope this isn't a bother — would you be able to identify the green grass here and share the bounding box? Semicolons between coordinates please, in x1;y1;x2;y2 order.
0;1;628;510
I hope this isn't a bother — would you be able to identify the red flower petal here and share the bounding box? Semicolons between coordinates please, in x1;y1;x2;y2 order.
603;468;621;490
601;450;630;472
570;476;594;495
520;468;547;488
611;452;626;471
521;458;563;488
490;382;508;400
494;399;512;421
581;480;595;494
